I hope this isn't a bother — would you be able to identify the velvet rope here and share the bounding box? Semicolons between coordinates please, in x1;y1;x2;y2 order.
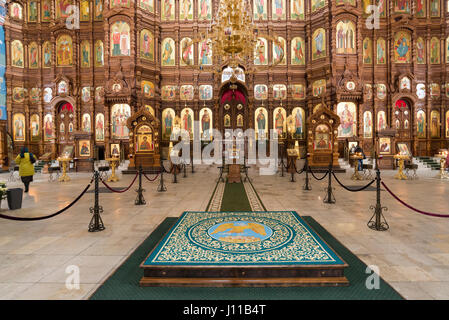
382;181;449;218
309;169;328;181
100;173;138;193
143;172;160;182
0;178;94;221
332;172;376;192
292;161;305;175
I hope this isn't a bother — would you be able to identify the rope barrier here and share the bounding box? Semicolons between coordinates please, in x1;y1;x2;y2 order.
0;178;94;221
100;172;138;193
381;181;449;218
292;161;305;175
332;172;376;192
143;172;160;182
160;161;174;174
309;169;328;181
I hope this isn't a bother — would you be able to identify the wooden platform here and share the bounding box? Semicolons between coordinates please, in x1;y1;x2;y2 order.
139;211;349;287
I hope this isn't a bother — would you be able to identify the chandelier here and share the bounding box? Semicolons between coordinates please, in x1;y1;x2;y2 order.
182;0;284;75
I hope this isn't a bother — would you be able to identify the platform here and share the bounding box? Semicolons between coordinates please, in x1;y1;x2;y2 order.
140;211;348;287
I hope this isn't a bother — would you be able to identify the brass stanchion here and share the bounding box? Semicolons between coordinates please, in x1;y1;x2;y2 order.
89;171;105;232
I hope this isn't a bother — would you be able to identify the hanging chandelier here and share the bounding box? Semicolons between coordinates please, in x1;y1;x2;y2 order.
182;0;284;75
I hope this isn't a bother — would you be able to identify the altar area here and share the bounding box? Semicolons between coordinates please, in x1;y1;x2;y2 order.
140;211;348;287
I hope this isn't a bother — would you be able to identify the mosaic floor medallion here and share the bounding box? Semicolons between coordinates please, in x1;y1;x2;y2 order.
143;211;345;266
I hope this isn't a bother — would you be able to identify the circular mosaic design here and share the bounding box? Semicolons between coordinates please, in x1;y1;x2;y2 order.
208;221;273;243
187;216;294;254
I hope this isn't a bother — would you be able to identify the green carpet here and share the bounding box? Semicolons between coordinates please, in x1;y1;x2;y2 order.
89;216;404;300
220;183;252;212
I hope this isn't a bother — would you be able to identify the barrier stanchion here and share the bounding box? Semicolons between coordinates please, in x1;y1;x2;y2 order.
323;160;336;204
183;161;187;178
135;166;146;205
303;156;311;191
89;171;105;232
368;167;389;231
158;161;167;192
173;163;178;183
191;152;195;174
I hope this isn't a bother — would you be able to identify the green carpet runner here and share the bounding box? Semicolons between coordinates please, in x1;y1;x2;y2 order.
220;183;252;212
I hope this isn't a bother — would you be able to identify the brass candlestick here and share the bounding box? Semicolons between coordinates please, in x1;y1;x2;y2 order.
106;158;120;182
57;157;72;182
393;154;409;180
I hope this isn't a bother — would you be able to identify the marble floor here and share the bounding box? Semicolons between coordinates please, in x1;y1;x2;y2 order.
0;163;448;299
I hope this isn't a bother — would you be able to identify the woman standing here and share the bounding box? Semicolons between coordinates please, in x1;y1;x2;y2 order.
15;147;35;193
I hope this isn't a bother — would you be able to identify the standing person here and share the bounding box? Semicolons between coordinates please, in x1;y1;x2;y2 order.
15;147;35;193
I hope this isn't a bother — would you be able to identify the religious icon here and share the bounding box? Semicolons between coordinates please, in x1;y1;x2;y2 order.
140;30;154;61
445;110;449;138
10;3;23;19
237;114;244;127
139;0;154;12
11;40;24;68
311;0;326;12
254;0;267;20
95;87;104;102
81;41;90;67
272;0;286;20
142;81;155;98
377;84;386;100
312;80;326;97
44;114;54;141
430;37;440;64
60;122;65;134
254;85;268;100
82;87;90;102
363;111;372;138
180;0;193;20
377;111;387;131
12;87;25;103
44;88;53;103
199;40;212;65
416;0;426;17
291;0;304;20
95;40;104;66
110;0;130;8
363;38;372;64
394;0;410;13
198;0;211;20
430;83;440;98
376;38;386;64
417;110;426;138
56;35;73;66
30;88;40;103
273;37;286;65
273;108;286;137
162;0;175;21
42;0;52;21
400;77;411;91
96;113;104;141
95;0;103;20
28;42;39;68
56;0;74;19
30;114;40;140
13;113;25;142
161;38;175;66
379;137;391;154
111;104;131;139
394;31;411;63
79;140;91;157
365;84;373;99
180;38;194;66
430;0;440;17
111;143;120;157
312;28;326;60
291;37;305;65
199;85;213;100
80;0;90;21
110;21;130;56
430;110;440;138
28;1;38;22
145;105;155;116
161;85;176;100
180;85;194;100
314;124;330;150
82;113;91;133
417;83;426;99
224;114;231;127
254;38;267;65
416;37;426;64
292;84;305;100
43;42;52;68
181;108;194;138
255;108;267;140
162;108;175;140
337;102;356;138
200;108;212;140
58;81;68;95
336;20;356;54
